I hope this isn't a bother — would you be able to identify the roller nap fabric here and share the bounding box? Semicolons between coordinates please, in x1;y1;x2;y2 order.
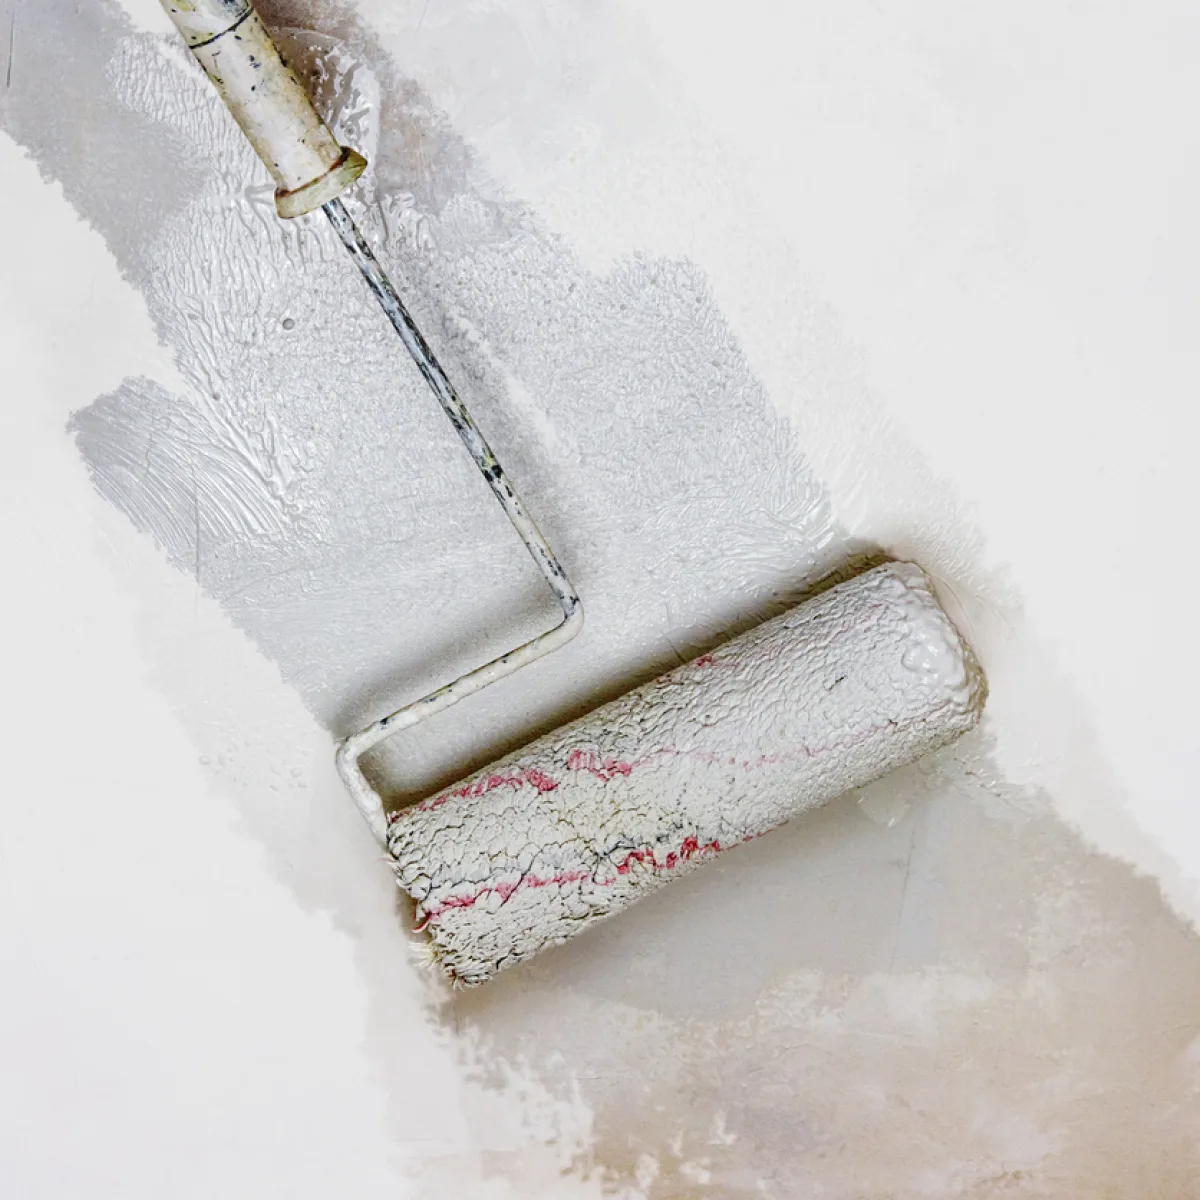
389;562;986;985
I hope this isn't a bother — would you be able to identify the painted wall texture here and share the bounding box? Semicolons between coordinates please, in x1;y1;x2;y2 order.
2;1;1198;1197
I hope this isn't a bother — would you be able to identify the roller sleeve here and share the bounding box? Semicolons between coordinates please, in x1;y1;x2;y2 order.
387;561;987;986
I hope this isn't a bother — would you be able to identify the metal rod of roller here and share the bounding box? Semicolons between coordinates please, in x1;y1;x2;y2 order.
323;198;583;845
321;198;579;639
155;1;583;846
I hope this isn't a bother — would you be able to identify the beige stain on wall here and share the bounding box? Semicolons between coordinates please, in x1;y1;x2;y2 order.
447;742;1200;1198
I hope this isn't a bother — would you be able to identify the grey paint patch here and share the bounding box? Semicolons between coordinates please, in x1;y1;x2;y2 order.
48;14;841;804
0;1;199;275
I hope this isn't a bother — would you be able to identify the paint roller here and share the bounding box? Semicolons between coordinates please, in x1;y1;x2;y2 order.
159;0;988;986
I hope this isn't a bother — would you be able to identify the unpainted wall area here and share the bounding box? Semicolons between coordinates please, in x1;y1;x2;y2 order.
2;0;1199;1196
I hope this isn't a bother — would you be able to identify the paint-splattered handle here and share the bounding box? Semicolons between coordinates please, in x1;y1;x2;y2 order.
159;1;367;217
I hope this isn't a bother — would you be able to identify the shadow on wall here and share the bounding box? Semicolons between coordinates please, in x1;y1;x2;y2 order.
6;2;1200;1197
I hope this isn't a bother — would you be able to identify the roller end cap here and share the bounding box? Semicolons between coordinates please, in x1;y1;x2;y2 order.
274;147;368;219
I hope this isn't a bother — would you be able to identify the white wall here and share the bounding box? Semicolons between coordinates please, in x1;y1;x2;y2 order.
3;1;1198;1196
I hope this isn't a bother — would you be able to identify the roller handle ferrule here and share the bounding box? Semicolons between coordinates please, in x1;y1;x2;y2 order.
159;1;367;217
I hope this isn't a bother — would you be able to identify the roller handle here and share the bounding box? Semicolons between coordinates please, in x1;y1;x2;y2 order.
159;1;367;218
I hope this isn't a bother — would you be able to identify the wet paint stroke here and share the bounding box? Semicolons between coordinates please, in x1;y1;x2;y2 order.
4;5;843;805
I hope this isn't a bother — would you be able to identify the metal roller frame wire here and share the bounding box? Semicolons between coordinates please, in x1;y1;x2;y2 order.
324;198;583;846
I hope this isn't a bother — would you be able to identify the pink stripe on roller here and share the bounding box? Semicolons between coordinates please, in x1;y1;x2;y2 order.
388;562;986;986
